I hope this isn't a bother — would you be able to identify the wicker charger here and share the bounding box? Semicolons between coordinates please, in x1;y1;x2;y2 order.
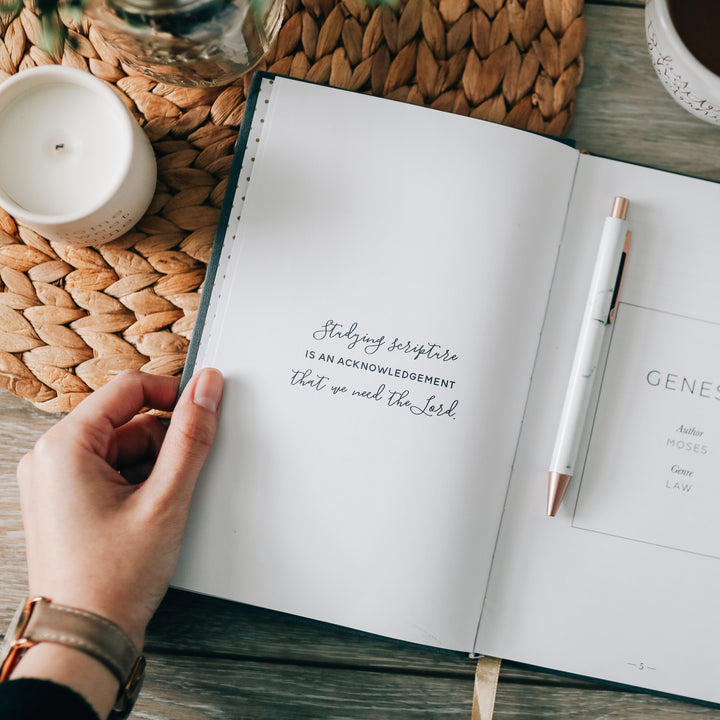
0;0;585;413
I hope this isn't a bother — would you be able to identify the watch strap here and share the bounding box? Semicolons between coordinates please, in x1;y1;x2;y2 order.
22;598;139;685
0;597;145;720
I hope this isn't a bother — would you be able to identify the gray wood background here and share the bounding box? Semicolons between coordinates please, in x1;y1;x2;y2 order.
4;1;720;717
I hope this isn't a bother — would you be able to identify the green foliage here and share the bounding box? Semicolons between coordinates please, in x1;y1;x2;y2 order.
0;0;89;53
0;0;22;14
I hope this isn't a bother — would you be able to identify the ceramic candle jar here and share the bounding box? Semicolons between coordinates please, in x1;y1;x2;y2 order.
0;65;157;246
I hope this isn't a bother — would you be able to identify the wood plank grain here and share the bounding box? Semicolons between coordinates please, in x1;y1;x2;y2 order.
145;591;720;718
131;653;720;720
0;391;58;621
136;653;475;720
571;4;720;182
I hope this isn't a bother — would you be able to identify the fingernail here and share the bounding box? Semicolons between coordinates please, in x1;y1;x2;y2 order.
192;368;224;413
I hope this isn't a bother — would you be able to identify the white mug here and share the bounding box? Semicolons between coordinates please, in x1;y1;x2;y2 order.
645;0;720;125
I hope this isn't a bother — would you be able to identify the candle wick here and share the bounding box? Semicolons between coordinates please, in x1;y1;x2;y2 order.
55;143;65;150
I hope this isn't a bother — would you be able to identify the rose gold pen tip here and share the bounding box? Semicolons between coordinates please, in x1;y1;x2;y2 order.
611;196;629;220
547;472;572;516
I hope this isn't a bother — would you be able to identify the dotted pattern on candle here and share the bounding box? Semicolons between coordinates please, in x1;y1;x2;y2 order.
51;208;136;245
195;77;275;368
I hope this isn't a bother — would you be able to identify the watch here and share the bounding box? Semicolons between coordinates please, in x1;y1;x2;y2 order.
0;597;145;719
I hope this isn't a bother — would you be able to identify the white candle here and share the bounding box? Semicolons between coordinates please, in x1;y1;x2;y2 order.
0;66;156;246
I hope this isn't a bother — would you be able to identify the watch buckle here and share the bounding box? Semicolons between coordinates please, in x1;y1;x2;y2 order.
0;596;44;681
110;654;146;719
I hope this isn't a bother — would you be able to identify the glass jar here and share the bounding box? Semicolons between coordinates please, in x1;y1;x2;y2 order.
87;0;285;87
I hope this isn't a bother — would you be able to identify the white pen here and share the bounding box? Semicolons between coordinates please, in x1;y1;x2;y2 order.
547;197;630;517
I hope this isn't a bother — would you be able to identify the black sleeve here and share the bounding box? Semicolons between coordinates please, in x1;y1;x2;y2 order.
0;678;101;720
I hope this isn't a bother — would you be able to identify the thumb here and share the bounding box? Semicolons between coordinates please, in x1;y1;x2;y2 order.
147;368;224;511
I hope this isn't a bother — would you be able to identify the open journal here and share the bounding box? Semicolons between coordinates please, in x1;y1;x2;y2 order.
174;73;720;704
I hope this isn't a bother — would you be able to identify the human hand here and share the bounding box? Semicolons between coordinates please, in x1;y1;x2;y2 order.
16;368;224;651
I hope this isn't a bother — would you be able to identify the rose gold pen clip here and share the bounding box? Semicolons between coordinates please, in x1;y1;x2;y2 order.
607;229;632;325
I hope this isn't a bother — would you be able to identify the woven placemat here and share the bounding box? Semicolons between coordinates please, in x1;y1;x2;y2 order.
0;0;585;413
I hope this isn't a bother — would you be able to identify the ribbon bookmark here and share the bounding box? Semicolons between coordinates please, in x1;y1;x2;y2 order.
471;656;501;720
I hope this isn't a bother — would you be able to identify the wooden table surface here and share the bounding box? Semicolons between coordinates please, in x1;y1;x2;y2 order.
3;1;720;717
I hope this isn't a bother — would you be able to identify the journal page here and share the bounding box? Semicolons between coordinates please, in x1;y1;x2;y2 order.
173;75;578;652
479;154;720;702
